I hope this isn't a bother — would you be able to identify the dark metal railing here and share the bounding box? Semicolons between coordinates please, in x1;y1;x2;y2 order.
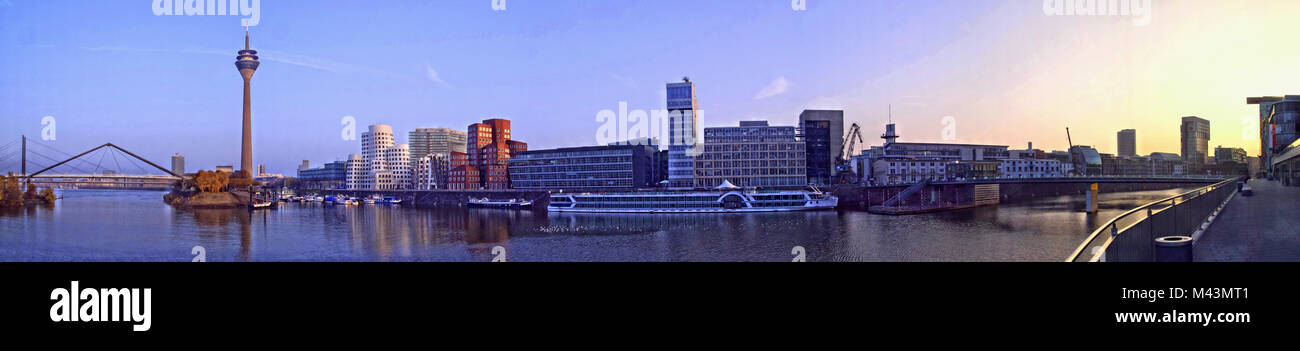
1065;177;1241;262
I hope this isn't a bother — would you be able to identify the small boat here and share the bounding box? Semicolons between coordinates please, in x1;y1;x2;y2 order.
380;196;402;205
251;201;274;209
468;197;534;209
363;197;376;205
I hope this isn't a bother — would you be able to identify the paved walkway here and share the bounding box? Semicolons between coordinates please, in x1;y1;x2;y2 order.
1195;179;1300;261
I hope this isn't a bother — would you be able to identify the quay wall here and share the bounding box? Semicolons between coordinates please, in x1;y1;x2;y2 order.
831;179;1220;211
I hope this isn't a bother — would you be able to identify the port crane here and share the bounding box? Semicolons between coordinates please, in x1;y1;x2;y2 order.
834;123;865;184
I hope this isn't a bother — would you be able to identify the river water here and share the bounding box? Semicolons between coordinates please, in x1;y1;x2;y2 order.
0;188;1196;262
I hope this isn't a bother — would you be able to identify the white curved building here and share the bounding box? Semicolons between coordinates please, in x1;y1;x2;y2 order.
346;124;412;190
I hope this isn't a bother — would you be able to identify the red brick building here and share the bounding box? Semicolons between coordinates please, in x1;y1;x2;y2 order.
448;165;480;191
463;118;526;190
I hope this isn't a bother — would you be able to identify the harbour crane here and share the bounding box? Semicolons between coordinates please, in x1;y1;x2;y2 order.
1066;127;1076;174
834;123;865;183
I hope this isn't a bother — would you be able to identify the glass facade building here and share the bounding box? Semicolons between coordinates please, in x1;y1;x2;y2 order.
508;144;661;190
666;78;699;188
1248;95;1300;176
798;110;843;186
298;160;347;190
409;128;467;158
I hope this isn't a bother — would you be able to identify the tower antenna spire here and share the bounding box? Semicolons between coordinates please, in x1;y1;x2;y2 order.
244;26;250;50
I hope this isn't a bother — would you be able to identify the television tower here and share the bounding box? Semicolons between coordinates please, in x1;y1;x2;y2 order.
235;28;260;176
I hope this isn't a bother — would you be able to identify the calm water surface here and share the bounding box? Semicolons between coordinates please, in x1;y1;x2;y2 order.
0;188;1195;262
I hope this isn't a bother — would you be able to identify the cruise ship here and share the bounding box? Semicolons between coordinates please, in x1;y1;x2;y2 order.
547;181;838;213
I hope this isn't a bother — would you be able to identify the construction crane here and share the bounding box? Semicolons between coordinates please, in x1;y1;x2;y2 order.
834;123;865;184
1066;127;1075;172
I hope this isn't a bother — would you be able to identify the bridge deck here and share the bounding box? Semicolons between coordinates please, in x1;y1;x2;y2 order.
1194;179;1300;262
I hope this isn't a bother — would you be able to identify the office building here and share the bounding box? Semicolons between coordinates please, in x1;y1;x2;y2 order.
508;144;662;190
1180;116;1211;168
463;118;527;190
345;124;412;190
257;164;266;176
171;154;185;176
447;166;480;191
999;158;1069;178
1212;146;1249;176
1248;95;1300;177
409;128;468;158
298;160;347;190
344;154;365;189
1148;152;1185;175
694;121;807;188
412;153;451;190
666;78;699;188
1117;129;1136;157
866;123;1011;184
948;161;1002;180
1215;146;1247;164
799;110;844;186
297;160;310;172
1068;145;1103;176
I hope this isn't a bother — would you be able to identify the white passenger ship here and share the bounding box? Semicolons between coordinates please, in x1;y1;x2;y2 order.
547;181;838;213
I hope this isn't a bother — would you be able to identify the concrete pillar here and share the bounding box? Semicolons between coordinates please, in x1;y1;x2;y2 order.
1085;183;1099;213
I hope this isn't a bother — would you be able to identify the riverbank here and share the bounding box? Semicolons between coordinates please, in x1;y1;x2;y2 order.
164;191;245;209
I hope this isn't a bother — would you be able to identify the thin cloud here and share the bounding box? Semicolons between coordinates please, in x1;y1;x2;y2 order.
754;76;789;100
71;45;408;80
425;64;452;89
609;73;637;89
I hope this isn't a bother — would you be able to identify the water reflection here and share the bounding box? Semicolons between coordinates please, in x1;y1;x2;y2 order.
0;188;1201;262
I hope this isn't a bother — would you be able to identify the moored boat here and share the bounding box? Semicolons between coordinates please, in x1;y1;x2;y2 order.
547;182;837;213
468;197;533;209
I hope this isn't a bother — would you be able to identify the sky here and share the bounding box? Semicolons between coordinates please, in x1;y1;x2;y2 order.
1;0;1298;175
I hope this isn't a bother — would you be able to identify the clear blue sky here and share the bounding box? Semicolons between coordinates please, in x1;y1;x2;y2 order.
3;0;1291;175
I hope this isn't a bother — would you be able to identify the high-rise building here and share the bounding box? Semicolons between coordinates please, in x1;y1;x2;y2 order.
462;118;526;190
694;121;807;188
1247;95;1300;177
666;78;699;188
235;30;260;176
345;124;412;190
171;154;185;176
409;128;468;158
1117;129;1136;157
257;164;266;176
1180;116;1211;168
799;110;844;186
298;160;310;172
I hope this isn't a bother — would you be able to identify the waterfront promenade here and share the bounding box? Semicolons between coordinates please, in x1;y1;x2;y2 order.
1195;179;1300;261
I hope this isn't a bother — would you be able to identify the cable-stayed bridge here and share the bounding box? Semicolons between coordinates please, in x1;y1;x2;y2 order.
0;136;182;190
